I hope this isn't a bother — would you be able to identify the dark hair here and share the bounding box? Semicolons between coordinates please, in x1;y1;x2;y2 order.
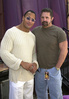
41;8;53;18
24;10;36;17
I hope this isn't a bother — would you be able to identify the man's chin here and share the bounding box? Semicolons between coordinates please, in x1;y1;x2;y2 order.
42;23;48;26
27;26;32;29
42;24;48;27
42;25;49;28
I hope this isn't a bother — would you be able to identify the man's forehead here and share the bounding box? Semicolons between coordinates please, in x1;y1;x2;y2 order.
41;12;50;15
26;12;34;16
25;12;35;19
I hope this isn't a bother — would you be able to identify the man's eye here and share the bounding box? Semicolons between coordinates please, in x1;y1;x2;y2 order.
26;17;30;20
32;19;35;22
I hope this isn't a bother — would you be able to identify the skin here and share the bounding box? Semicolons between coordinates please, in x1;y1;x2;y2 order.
41;12;54;28
17;12;36;32
41;12;68;69
16;12;37;73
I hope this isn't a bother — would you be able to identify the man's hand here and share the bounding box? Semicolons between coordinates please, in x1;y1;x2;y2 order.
29;63;37;74
20;61;33;71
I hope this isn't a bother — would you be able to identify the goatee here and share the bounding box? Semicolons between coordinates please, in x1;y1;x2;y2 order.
42;21;48;26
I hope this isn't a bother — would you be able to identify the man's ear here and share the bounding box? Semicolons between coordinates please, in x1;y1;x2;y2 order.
22;16;24;21
52;17;54;21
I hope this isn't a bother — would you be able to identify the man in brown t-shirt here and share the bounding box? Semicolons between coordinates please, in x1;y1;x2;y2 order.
32;8;68;99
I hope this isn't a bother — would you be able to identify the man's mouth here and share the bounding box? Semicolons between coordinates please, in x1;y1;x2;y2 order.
42;21;48;26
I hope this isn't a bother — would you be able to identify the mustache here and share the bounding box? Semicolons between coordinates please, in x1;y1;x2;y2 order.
42;21;48;26
42;21;48;24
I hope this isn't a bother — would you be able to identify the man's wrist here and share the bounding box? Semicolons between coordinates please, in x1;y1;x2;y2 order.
20;61;24;67
55;67;60;71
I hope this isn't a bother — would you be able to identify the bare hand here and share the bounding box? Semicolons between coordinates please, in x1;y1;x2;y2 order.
29;63;37;73
20;61;33;71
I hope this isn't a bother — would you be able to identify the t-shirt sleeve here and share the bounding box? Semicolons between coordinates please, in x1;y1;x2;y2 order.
58;29;67;43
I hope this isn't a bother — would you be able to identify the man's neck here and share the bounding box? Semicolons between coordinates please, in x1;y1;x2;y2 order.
16;23;29;32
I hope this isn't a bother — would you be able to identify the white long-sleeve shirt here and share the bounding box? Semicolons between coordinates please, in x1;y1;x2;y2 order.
0;27;38;83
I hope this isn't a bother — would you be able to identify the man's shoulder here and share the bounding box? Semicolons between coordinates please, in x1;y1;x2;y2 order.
4;26;17;38
53;25;64;32
6;26;16;33
53;25;67;41
52;25;66;36
34;26;42;29
32;26;42;32
29;31;36;39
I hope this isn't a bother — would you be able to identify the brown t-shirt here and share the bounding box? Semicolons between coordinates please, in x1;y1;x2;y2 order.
32;25;67;69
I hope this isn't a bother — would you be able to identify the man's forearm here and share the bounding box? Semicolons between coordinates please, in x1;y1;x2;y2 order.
56;49;68;68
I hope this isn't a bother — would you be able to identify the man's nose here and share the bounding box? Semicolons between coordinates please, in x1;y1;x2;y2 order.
43;18;47;21
29;19;32;22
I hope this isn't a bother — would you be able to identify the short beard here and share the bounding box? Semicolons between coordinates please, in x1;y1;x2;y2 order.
42;21;48;26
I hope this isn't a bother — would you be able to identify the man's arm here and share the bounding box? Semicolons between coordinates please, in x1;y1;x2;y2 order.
29;62;37;73
56;40;68;69
20;61;33;71
0;30;22;70
29;37;39;74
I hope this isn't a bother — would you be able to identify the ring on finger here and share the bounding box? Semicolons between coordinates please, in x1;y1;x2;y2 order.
29;66;33;70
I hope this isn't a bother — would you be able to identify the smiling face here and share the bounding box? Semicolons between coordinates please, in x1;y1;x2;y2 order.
41;12;54;28
22;12;36;30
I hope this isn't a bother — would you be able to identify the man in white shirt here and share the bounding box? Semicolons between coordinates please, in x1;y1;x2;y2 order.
0;10;38;99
